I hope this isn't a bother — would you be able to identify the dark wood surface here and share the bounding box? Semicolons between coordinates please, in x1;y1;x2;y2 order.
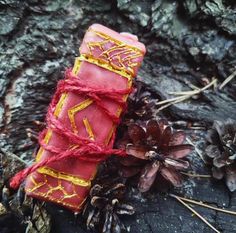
0;0;236;232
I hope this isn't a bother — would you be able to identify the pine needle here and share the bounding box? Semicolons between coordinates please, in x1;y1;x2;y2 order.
186;138;207;164
169;194;221;233
156;95;190;113
219;70;236;90
170;194;236;216
0;148;28;165
181;172;211;178
156;79;217;112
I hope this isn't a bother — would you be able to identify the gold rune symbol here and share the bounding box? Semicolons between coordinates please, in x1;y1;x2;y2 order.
82;117;95;140
68;98;95;139
86;30;143;76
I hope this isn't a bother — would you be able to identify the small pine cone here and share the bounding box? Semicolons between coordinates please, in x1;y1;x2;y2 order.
205;119;236;192
123;81;158;125
83;182;134;233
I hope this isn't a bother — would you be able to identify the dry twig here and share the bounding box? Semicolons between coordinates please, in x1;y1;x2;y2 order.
156;79;217;112
219;70;236;89
0;148;28;165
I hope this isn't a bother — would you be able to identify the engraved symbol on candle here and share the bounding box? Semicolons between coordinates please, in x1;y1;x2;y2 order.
83;117;95;140
68;98;94;138
86;30;143;76
26;169;90;210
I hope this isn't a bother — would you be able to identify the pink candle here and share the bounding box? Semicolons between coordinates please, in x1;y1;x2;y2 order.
24;24;146;212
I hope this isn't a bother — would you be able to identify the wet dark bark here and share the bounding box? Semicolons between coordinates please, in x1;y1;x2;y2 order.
0;0;236;232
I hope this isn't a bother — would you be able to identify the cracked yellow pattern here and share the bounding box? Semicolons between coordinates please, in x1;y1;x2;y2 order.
28;175;48;193
26;172;87;210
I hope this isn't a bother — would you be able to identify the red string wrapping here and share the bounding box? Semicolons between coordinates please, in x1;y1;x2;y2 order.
10;69;132;189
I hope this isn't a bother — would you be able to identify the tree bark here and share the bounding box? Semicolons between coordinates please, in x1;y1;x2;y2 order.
0;0;236;232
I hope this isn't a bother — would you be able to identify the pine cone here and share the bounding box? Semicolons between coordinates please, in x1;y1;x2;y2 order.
205;119;236;192
0;186;51;233
124;81;157;124
0;150;51;233
118;119;193;192
83;182;134;233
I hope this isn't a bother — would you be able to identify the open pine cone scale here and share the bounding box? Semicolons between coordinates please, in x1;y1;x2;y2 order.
119;119;193;192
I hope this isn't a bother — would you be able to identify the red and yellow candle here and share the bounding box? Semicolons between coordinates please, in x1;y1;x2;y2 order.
24;24;146;212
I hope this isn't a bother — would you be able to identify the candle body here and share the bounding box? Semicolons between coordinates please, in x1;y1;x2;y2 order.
25;24;146;212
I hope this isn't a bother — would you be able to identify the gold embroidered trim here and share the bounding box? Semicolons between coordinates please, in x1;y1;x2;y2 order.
37;167;91;187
